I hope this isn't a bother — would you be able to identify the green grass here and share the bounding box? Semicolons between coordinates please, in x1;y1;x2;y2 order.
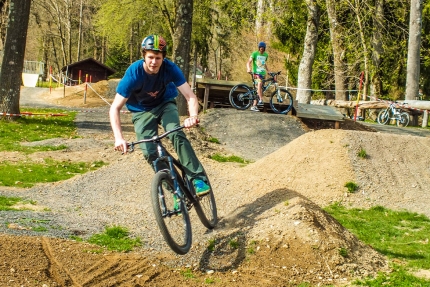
0;108;78;153
0;196;22;211
357;147;367;158
344;181;358;193
1;159;106;188
88;226;142;252
207;238;216;251
0;108;107;187
325;203;430;285
210;153;249;164
180;268;195;279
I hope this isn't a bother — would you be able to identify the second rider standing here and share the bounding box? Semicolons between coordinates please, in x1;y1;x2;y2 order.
246;41;270;112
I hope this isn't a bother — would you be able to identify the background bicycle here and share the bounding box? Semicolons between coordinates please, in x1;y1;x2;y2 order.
377;101;410;127
127;126;217;255
228;71;294;114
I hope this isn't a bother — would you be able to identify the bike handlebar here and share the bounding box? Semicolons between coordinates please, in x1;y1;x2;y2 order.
249;71;281;78
127;125;185;152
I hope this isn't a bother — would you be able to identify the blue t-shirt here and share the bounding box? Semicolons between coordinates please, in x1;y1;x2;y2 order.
116;59;186;112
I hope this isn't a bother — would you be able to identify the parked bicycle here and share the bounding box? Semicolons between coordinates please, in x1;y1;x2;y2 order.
377;101;410;127
127;126;217;255
228;71;294;114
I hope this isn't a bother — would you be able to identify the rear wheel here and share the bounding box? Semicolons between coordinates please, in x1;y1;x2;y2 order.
193;171;218;229
397;112;409;127
151;171;192;255
229;84;253;110
269;88;294;114
377;109;390;125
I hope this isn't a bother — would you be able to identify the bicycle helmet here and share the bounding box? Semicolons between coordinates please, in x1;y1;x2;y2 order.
141;34;167;52
258;41;266;49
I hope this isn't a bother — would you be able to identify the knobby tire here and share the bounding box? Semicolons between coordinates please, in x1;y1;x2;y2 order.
377;109;390;125
397;112;409;127
269;88;294;114
193;170;218;229
229;84;253;110
151;171;192;255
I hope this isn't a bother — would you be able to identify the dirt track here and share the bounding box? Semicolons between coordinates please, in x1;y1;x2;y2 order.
0;84;429;286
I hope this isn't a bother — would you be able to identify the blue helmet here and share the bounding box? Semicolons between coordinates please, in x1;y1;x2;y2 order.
258;41;266;49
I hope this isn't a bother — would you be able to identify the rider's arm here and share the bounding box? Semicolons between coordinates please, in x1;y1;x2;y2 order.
177;83;200;128
246;57;253;73
109;93;129;153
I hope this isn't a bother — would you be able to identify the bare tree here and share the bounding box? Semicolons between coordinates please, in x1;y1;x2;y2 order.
326;0;348;101
0;0;31;118
296;0;321;104
405;0;423;100
172;0;193;116
371;0;384;98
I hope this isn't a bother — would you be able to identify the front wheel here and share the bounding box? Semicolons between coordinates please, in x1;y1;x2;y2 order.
193;171;218;229
151;171;192;255
377;109;390;125
269;88;294;114
229;84;253;110
397;112;409;127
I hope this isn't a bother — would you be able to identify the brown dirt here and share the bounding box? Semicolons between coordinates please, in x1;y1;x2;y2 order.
2;82;430;286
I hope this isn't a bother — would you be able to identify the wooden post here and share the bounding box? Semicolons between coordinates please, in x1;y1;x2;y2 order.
423;110;429;127
203;84;210;112
84;82;88;104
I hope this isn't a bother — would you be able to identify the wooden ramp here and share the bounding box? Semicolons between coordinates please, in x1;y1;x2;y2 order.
195;78;345;127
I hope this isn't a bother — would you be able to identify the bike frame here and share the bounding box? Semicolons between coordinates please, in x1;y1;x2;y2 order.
128;126;196;209
249;72;279;97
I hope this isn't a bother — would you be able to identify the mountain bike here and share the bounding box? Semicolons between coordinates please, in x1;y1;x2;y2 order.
377;101;410;127
127;126;217;255
228;71;294;114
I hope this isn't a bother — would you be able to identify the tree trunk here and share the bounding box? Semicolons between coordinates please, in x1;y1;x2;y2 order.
172;0;193;116
296;0;320;104
326;0;347;101
371;0;384;98
0;0;31;118
405;0;423;100
354;0;369;100
255;0;264;40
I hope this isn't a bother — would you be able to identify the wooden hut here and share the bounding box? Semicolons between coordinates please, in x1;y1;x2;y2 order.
61;58;115;84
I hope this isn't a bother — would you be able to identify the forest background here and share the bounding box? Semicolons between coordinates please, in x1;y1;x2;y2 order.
0;0;429;107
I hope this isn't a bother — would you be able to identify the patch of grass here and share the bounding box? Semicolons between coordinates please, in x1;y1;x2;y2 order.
207;137;220;144
207;238;216;252
32;226;48;232
339;247;348;257
344;181;358;193
0;108;78;153
229;238;239;249
210;153;249;164
204;277;215;284
70;235;84;242
180;268;195;279
357;147;367;158
354;265;430;286
0;108;106;187
0;159;106;188
88;225;142;252
247;240;258;254
0;196;22;211
325;204;430;269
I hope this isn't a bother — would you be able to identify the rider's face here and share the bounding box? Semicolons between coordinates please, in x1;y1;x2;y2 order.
144;51;164;74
